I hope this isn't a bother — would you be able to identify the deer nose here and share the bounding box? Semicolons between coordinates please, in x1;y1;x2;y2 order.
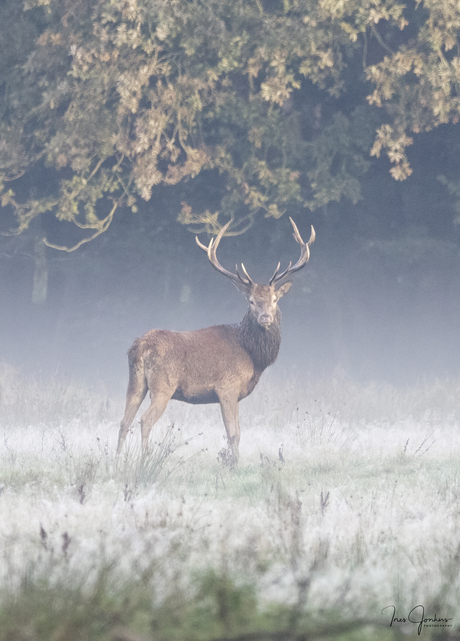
258;313;273;326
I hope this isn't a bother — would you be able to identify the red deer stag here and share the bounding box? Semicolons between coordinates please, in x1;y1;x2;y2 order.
117;217;315;464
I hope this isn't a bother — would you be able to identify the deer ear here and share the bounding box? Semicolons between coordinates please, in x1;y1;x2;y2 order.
275;281;292;299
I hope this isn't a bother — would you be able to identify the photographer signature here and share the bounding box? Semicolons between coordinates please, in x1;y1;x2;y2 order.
382;605;453;635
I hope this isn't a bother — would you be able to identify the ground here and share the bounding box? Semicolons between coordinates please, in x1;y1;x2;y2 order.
0;366;459;640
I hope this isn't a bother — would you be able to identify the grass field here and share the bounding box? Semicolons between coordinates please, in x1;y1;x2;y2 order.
0;363;459;640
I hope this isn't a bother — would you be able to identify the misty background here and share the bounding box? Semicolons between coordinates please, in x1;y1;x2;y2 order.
2;124;460;396
2;0;460;397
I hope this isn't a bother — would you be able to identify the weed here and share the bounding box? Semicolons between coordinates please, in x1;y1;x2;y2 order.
320;490;330;516
116;423;203;494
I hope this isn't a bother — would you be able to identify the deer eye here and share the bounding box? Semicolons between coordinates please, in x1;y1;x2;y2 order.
249;300;255;306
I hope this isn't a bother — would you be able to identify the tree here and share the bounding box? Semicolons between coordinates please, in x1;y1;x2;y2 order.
0;0;456;248
367;0;460;180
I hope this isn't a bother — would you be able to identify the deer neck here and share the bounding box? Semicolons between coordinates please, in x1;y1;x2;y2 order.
239;307;282;373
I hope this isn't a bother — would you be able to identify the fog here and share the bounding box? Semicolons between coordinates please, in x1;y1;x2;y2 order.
2;186;460;397
2;163;460;639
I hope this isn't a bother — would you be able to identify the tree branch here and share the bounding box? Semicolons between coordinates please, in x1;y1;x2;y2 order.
43;199;119;252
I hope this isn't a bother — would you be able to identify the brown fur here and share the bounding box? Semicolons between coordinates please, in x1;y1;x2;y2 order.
117;283;291;464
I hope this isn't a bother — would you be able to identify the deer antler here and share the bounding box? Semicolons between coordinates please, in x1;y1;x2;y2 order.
196;221;253;290
269;217;315;287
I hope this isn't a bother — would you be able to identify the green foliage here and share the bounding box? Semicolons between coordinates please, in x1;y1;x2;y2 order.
0;563;413;641
0;0;398;245
1;0;460;245
367;1;460;179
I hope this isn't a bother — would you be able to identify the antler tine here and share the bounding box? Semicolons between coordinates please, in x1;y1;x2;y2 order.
290;217;315;247
196;221;253;290
270;218;315;287
195;221;230;254
268;261;281;285
195;236;211;252
269;261;292;285
235;265;251;285
238;262;254;284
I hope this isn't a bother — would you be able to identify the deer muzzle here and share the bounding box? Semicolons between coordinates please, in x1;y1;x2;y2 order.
258;313;273;327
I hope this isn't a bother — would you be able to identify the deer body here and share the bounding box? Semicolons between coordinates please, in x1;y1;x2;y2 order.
128;320;273;406
117;220;314;464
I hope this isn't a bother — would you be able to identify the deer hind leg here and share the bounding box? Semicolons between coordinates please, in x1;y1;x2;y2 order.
218;395;241;467
140;391;172;454
117;369;148;455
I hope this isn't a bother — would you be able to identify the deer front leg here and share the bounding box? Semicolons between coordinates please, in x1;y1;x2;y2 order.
218;395;241;466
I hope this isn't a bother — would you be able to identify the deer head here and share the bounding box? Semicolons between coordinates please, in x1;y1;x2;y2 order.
196;217;315;327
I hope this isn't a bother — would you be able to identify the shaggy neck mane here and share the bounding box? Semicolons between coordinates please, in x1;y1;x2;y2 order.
239;307;282;372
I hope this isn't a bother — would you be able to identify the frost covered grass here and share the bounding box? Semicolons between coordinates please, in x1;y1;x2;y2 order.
0;364;460;640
